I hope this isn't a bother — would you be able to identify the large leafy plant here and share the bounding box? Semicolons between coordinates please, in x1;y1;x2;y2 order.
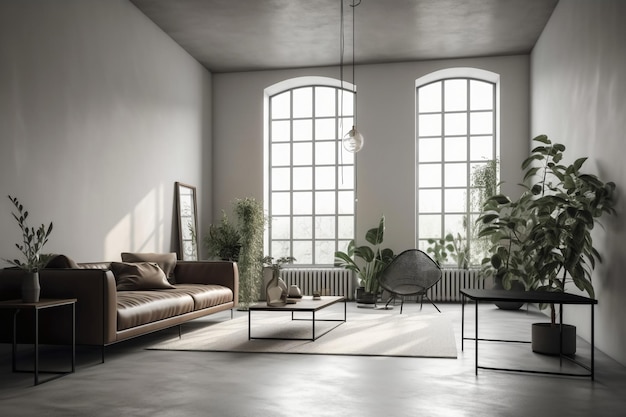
6;195;54;272
334;215;395;294
477;191;536;290
479;135;616;323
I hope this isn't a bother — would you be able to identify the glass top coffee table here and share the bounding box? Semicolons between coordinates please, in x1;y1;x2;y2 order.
248;296;346;341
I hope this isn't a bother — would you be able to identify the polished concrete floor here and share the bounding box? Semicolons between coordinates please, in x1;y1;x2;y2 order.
1;302;625;417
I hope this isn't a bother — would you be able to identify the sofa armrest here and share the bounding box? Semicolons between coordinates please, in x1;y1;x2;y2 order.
40;269;118;345
0;268;22;300
174;261;239;305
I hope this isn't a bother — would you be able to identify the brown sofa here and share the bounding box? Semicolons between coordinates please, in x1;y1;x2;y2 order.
0;258;238;356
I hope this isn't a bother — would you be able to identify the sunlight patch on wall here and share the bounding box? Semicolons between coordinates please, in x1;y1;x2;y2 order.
105;184;165;260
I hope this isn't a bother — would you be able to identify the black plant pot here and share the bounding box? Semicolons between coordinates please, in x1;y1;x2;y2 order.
492;275;525;310
355;287;377;305
531;323;576;356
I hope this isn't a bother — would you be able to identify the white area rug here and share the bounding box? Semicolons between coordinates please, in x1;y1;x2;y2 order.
148;311;457;359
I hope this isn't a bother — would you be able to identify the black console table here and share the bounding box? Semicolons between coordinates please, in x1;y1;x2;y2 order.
460;289;597;379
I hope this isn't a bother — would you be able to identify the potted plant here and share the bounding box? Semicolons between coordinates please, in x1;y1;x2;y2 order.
477;189;534;310
204;210;242;261
261;255;296;306
5;195;54;302
334;215;395;304
478;135;616;353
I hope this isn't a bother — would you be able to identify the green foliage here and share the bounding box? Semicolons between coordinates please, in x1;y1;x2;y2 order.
6;195;54;272
233;197;266;309
334;215;395;294
261;255;296;278
204;210;241;261
470;159;500;263
426;232;469;269
477;191;536;290
478;135;616;322
426;159;498;269
471;159;500;211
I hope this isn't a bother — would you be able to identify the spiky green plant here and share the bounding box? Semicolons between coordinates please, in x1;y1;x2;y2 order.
6;195;53;272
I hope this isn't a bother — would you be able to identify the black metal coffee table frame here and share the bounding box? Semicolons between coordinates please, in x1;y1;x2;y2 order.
248;296;346;341
460;289;597;379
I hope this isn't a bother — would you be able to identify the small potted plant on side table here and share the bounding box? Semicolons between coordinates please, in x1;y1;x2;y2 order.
5;195;54;303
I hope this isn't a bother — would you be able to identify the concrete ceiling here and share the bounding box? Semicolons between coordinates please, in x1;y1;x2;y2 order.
130;0;559;73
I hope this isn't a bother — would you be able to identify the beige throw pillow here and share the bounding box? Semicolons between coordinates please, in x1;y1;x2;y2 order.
110;261;175;291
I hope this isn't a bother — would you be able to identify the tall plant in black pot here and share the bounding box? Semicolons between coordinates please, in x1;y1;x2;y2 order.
479;135;616;354
5;195;54;302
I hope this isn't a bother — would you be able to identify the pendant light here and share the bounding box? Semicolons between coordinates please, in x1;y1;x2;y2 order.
341;0;364;153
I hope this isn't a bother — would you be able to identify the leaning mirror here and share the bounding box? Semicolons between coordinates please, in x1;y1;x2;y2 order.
175;182;198;261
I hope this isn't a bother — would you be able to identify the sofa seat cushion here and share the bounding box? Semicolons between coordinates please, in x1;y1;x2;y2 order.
169;284;234;310
117;290;195;331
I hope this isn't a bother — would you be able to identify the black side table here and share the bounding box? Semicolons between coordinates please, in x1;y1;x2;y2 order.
460;289;597;379
0;298;77;385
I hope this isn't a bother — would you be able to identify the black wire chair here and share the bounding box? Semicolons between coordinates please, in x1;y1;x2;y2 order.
378;249;442;313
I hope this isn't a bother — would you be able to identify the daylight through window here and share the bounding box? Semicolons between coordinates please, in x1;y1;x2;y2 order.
416;72;499;267
266;83;357;265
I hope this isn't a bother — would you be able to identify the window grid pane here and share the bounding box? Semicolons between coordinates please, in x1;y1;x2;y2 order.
416;76;498;267
267;85;356;265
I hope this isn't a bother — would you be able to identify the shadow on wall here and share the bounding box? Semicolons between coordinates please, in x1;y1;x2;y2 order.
104;183;174;260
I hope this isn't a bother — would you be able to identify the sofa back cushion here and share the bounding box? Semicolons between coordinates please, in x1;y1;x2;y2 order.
110;261;175;291
44;254;80;269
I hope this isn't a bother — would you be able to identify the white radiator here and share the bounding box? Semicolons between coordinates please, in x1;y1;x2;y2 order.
280;268;354;300
425;268;486;302
262;268;483;303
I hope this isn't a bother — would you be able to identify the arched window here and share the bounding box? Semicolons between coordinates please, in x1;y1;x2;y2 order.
416;68;500;267
264;77;356;265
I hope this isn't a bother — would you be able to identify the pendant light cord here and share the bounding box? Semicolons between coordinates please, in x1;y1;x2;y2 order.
339;0;362;181
339;0;345;182
351;0;359;127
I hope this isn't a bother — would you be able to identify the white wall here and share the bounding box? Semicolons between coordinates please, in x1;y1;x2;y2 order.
0;0;212;263
212;56;530;253
531;0;626;365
